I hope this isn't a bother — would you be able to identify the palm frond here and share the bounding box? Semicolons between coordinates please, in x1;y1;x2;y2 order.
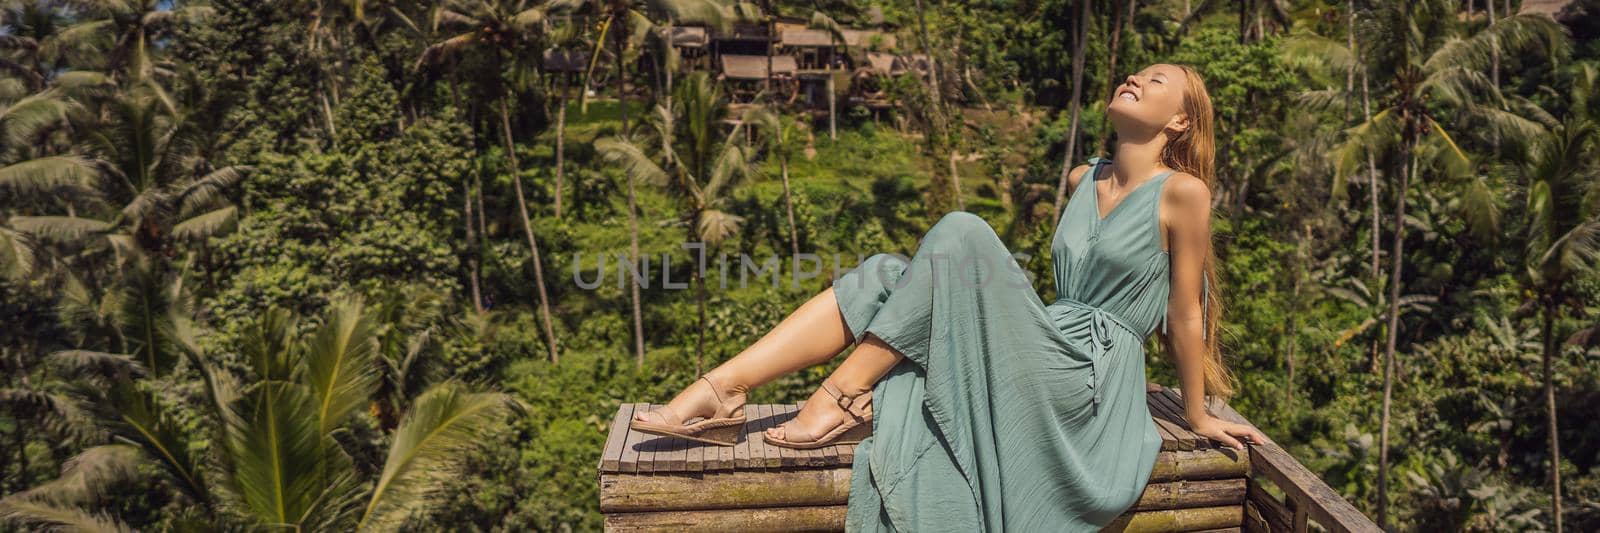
6;445;145;506
1332;108;1399;194
0;497;133;533
695;209;745;247
0;156;100;197
170;206;237;241
356;382;520;531
100;380;210;506
0;226;36;279
48;350;143;382
1458;173;1503;238
703;143;750;200
304;297;381;436
8;216;112;244
1536;218;1600;283
596;136;670;187
0;90;70;147
1428;14;1569;74
0;387;99;442
1283;32;1356;80
225;382;330;530
176;165;248;215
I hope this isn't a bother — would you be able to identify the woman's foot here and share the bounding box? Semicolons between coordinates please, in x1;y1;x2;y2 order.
765;378;872;448
632;371;747;438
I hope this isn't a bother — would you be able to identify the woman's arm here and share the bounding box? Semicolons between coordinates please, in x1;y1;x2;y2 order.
1163;173;1266;451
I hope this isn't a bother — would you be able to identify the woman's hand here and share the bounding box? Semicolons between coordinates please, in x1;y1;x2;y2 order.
1190;415;1268;451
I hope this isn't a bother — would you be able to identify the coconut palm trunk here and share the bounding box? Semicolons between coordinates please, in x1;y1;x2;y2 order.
780;153;799;260
1054;0;1091;224
555;75;570;219
498;96;560;364
1377;144;1414;528
1543;295;1563;533
1096;0;1136;156
615;11;647;368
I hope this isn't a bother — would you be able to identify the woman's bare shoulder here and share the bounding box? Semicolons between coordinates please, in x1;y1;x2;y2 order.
1066;164;1094;192
1162;172;1211;211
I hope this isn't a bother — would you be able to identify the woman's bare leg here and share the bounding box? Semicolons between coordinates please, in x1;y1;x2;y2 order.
766;335;903;441
635;287;856;425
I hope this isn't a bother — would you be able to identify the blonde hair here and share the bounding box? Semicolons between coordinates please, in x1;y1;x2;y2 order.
1159;64;1234;401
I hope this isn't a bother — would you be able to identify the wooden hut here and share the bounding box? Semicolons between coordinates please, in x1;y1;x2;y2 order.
596;386;1380;532
670;26;711;71
718;54;799;103
780;28;840;70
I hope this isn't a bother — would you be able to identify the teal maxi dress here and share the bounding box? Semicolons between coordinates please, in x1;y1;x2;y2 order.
835;157;1182;531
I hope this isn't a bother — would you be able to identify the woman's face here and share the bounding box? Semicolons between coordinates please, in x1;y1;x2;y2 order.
1107;63;1190;137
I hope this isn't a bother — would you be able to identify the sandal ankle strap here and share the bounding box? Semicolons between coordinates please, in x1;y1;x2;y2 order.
699;374;744;418
821;379;872;422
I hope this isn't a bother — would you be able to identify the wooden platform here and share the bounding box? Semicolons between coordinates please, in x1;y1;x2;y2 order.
597;387;1379;533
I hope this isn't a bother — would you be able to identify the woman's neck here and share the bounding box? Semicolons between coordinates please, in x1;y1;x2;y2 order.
1109;131;1170;187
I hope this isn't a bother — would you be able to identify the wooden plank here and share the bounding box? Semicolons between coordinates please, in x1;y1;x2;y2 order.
601;403;636;473
1153;390;1203;450
1158;388;1204;437
776;404;800;467
600;461;1241;513
1246;478;1292;533
637;404;663;474
1243;500;1271;533
619;403;650;474
1289;495;1309;533
599;469;852;512
1145;391;1188;451
605;504;1244;533
717;416;737;470
734;405;755;469
756;404;782;469
684;432;703;472
745;404;767;469
1199;393;1380;533
662;428;689;472
604;504;847;532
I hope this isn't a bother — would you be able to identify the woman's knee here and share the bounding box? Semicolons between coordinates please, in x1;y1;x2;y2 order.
926;211;1002;248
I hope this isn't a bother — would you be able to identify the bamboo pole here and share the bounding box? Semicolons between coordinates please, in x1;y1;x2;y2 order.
601;455;1247;513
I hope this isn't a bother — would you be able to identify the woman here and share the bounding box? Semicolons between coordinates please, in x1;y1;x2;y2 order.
628;63;1267;531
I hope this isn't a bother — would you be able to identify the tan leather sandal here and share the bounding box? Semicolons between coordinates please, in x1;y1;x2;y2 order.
764;378;872;450
629;374;747;446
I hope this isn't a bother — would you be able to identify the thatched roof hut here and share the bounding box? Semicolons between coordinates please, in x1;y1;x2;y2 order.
719;54;798;80
840;29;896;50
781;28;835;48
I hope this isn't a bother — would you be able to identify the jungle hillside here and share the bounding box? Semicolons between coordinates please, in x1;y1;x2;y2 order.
2;0;1599;531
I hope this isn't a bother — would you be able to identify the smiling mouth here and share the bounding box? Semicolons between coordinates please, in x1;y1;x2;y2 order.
1117;89;1138;102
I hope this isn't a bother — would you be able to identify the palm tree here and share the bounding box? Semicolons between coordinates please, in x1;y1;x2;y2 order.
749;108;802;261
575;0;751;367
1330;2;1567;524
46;0;214;84
1514;114;1596;533
1053;0;1091;225
419;0;563;363
598;72;754;373
0;296;521;532
7;82;247;271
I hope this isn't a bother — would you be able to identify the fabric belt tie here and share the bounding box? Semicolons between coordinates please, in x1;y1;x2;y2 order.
1054;297;1137;407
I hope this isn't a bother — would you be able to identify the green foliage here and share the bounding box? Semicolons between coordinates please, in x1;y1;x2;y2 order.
4;1;1600;531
